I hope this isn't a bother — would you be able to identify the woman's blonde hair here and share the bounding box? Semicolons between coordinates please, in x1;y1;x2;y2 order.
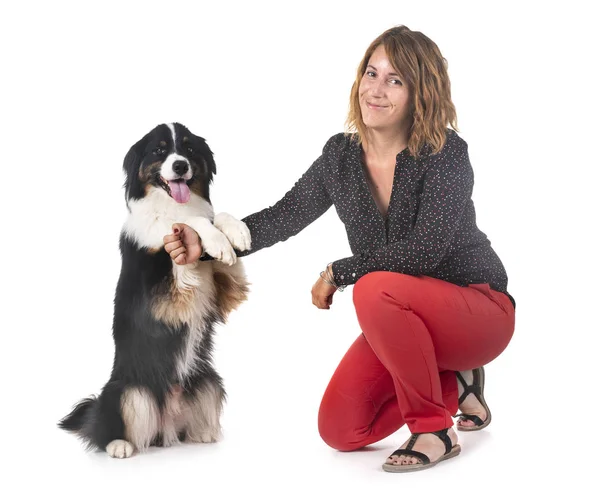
345;25;458;157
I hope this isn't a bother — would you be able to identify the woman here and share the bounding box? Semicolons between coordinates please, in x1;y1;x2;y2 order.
163;25;515;473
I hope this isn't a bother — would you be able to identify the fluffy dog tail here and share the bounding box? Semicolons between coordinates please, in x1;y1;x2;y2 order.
58;383;125;451
59;397;97;432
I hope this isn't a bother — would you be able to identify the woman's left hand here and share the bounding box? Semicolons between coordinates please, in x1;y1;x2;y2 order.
311;266;338;310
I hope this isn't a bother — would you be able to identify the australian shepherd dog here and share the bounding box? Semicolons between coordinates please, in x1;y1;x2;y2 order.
58;123;250;458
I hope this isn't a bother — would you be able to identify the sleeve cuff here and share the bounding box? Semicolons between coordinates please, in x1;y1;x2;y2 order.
331;255;370;286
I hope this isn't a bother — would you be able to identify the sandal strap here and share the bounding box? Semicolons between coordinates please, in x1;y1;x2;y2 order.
430;428;452;454
457;385;479;404
406;433;419;451
389;428;453;464
388;448;431;465
453;413;484;426
456;368;483;404
455;370;469;391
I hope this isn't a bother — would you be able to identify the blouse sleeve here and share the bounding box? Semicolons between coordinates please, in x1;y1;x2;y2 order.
331;137;474;286
234;139;335;257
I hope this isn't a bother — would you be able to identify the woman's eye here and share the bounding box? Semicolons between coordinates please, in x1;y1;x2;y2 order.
390;79;403;86
366;71;376;77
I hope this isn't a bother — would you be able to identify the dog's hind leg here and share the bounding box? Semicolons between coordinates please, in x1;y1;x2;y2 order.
120;387;161;456
184;380;225;443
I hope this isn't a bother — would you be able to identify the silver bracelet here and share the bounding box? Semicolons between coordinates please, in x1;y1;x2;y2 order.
320;264;346;292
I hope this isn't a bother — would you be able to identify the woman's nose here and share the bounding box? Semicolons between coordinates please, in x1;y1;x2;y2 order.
369;79;386;96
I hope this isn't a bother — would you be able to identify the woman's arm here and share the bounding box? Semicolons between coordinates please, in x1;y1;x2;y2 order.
330;138;474;286
234;151;333;257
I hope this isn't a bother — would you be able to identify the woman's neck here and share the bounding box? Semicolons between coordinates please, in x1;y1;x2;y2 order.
363;127;409;166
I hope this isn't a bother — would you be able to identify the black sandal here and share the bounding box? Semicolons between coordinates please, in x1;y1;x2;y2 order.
382;428;461;473
454;367;492;431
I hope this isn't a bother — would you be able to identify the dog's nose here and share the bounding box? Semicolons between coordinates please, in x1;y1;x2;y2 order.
173;160;189;176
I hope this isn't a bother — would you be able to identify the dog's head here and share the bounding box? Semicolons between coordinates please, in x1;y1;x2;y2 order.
122;123;216;204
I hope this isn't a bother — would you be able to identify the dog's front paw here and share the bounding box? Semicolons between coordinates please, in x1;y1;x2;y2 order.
106;439;134;459
214;212;252;252
202;229;237;266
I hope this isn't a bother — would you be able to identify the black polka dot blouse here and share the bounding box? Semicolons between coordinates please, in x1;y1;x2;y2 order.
236;129;514;308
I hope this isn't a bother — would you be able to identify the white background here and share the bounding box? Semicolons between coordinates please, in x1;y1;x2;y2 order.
1;0;598;493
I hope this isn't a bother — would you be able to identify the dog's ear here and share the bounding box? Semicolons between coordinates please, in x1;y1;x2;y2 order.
193;135;217;177
122;130;153;199
123;133;149;174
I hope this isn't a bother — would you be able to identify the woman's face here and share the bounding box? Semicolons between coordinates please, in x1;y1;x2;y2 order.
358;44;411;133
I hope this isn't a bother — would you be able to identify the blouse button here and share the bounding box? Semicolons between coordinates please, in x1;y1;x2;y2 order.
352;272;356;277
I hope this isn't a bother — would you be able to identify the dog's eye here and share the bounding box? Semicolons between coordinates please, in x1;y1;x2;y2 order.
187;147;194;154
153;147;166;156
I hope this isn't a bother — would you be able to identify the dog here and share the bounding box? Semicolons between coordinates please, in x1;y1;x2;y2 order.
58;122;250;458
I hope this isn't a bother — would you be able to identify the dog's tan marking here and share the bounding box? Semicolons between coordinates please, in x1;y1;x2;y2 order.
151;285;196;326
188;179;207;199
212;271;249;321
150;274;206;327
138;160;163;181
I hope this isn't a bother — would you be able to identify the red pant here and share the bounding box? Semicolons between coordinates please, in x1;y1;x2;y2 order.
318;273;515;451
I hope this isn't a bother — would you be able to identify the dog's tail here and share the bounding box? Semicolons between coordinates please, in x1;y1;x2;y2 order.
58;396;97;433
58;385;125;451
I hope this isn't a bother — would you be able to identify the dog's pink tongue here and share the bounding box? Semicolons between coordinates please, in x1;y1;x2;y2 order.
169;180;190;203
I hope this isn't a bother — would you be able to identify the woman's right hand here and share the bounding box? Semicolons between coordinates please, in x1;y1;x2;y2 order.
163;223;203;265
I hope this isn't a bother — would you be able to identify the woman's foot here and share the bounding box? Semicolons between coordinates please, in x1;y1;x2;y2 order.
455;368;490;430
384;427;459;467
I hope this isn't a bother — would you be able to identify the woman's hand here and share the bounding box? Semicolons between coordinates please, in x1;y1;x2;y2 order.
311;265;338;310
163;223;203;265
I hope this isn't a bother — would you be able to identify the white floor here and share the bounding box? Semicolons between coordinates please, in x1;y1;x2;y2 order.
6;272;594;495
31;421;551;494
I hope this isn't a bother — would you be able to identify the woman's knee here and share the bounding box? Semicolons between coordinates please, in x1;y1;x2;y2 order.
317;405;359;452
317;391;362;452
353;272;385;312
